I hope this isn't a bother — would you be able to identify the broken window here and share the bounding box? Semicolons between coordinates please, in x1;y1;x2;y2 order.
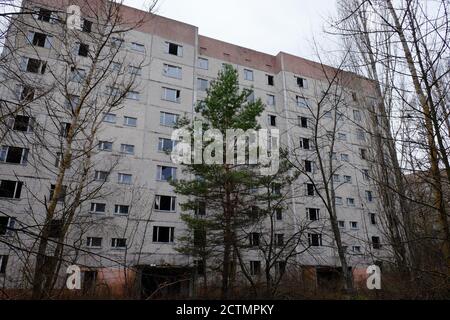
306;183;315;196
304;160;313;173
165;42;183;56
300;138;310;150
82;19;92;33
27;31;52;48
48;219;63;238
338;220;345;228
268;115;276;126
21;57;47;74
154;195;176;212
308;233;322;247
50;184;67;202
372;236;381;249
299;116;308;128
0;217;16;236
35;8;55;23
152;226;175;243
111;238;127;248
0;146;29;164
0;180;23;199
77;43;89;57
296;77;307;88
12;115;33;132
249;261;261;275
307;208;319;221
267;74;274;86
249;232;260;247
275;234;284;246
86;237;102;248
0;255;8;274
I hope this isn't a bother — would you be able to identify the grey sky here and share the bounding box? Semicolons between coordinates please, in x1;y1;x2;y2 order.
124;0;338;60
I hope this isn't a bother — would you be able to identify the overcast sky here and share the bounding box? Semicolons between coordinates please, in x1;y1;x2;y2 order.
124;0;338;60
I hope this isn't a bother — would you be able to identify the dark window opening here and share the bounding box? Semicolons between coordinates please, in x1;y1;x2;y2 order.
305;160;312;173
61;122;71;138
306;183;315;196
152;226;175;243
82;20;92;33
372;236;381;249
0;255;8;274
308;233;322;247
370;213;377;225
195;201;206;216
111;238;127;248
275;208;283;221
250;261;261;275
308;208;319;221
2;146;27;164
26;58;46;74
275;233;284;246
301;138;310;150
168;43;181;56
0;180;22;199
32;32;47;47
195;260;205;276
0;217;15;236
78;43;89;57
249;232;260;247
20;86;35;102
50;184;67;202
13;116;32;132
300;117;308;128
155;196;176;212
267;75;274;86
36;8;52;22
269;115;276;126
194;228;206;247
48;219;63;238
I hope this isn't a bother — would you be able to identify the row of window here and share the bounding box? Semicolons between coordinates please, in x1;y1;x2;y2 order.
304;183;374;203
85;226;175;248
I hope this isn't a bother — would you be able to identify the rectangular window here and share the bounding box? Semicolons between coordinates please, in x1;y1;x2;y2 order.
86;237;102;248
103;113;116;124
244;69;254;81
152;226;175;243
304;160;313;173
268;115;276;127
20;57;47;74
353;110;362;121
124;116;137;127
350;221;358;229
48;219;63;238
50;184;66;202
366;190;373;202
82;19;92;33
131;42;145;52
195;201;206;216
250;261;261;276
275;208;283;221
344;175;352;183
275;234;284;246
126;91;140;100
197;78;208;91
160;112;179;127
308;233;322;247
114;205;130;215
111;238;127;248
333;174;340;182
197;57;209;70
267;75;274;86
98;141;113;152
307;208;320;221
162;87;181;103
118;173;132;185
11;116;33;133
347;198;355;206
372;236;381;249
296;77;307;88
296;96;308;108
338;133;347;141
298;116;308;128
341;154;349;162
35;8;54;22
15;84;35;102
0;146;29;165
356;129;366;141
0;180;23;199
352;246;361;253
157;166;177;181
360;148;367;160
27;31;53;48
111;37;124;48
338;220;345;229
300;138;310;150
306;183;315;196
163;64;182;79
249;233;260;247
155;195;176;212
90;203;106;214
70;67;86;83
362;169;370;181
370;213;377;225
128;66;142;76
0;255;8;274
120;144;135;155
158;138;176;152
76;43;89;57
94;171;108;182
266;94;275;106
165;42;183;56
335;197;343;205
0;217;16;236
